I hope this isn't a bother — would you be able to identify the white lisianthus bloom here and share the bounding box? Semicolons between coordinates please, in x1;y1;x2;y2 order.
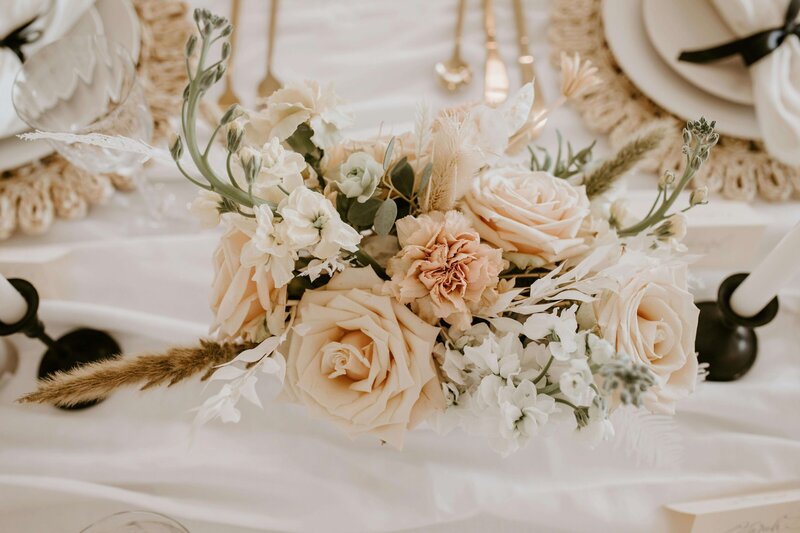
277;187;361;260
522;307;580;360
188;190;222;228
334;151;384;202
558;358;595;406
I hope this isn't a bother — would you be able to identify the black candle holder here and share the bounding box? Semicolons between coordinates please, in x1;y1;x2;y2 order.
0;278;120;410
696;273;779;382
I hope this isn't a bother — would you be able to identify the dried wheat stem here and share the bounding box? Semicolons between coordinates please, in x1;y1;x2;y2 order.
18;340;249;408
584;126;667;198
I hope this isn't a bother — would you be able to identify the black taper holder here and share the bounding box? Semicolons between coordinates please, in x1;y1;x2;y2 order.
0;278;121;409
696;273;779;382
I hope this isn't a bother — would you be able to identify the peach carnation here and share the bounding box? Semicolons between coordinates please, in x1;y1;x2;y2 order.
386;210;506;330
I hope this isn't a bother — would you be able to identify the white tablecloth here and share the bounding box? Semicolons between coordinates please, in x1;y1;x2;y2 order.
1;1;799;531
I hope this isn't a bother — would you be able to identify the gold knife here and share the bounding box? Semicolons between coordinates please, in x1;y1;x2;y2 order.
512;0;546;113
483;0;509;106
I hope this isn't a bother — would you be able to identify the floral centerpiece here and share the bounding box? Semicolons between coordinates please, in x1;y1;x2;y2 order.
22;10;717;456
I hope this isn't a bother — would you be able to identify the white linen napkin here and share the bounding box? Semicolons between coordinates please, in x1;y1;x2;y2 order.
0;0;95;136
711;0;800;166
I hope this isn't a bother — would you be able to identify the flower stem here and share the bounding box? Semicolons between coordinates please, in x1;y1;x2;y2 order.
354;248;387;279
533;355;554;385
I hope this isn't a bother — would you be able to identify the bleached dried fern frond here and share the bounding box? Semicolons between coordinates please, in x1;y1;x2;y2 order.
18;340;249;408
413;101;433;167
610;407;684;468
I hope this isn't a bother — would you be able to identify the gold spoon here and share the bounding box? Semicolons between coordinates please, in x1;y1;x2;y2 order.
217;0;241;108
435;0;472;91
257;0;282;99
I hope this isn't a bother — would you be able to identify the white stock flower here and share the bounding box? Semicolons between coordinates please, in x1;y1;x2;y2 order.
463;333;525;381
587;333;615;365
558;358;595;406
522;307;580;360
494;380;557;456
252;138;306;198
246;80;353;150
578;402;615;449
277;187;361;260
188;190;222;228
334;151;384;202
244;204;296;288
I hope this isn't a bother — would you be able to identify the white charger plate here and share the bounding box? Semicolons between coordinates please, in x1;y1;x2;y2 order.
602;0;760;140
643;0;753;106
0;0;141;173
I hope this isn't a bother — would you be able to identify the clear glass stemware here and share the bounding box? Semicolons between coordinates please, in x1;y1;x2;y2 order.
80;510;189;533
12;34;174;221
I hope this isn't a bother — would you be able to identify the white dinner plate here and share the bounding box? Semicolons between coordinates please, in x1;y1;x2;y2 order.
602;0;760;140
642;0;753;106
0;0;141;173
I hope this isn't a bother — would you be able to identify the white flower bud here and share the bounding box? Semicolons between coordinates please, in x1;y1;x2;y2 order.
690;186;708;206
609;199;629;226
658;171;676;190
169;134;183;161
238;146;262;183
226;121;245;153
656;213;687;241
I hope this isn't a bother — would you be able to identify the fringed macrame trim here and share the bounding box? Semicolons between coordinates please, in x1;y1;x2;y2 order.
548;0;800;202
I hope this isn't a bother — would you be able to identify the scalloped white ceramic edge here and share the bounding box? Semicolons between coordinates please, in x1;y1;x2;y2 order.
602;0;760;140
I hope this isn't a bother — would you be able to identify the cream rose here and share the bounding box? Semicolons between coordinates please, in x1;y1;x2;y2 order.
461;168;590;265
282;267;445;449
594;264;699;414
210;220;288;342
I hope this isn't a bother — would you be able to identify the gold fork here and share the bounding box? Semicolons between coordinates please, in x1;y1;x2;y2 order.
217;0;241;108
257;0;282;99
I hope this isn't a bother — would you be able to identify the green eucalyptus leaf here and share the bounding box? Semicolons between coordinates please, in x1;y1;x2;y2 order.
286;123;317;156
373;199;398;236
347;197;382;227
417;162;433;195
383;137;396;171
391;157;414;198
336;193;352;219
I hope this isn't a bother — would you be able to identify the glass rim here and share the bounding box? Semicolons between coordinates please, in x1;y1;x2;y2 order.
79;510;189;533
12;34;138;134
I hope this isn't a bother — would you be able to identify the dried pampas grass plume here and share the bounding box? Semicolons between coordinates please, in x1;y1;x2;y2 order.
425;114;460;211
18;340;249;408
424;112;484;212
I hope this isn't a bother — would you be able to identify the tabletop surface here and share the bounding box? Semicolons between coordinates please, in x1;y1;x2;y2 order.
1;1;799;532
